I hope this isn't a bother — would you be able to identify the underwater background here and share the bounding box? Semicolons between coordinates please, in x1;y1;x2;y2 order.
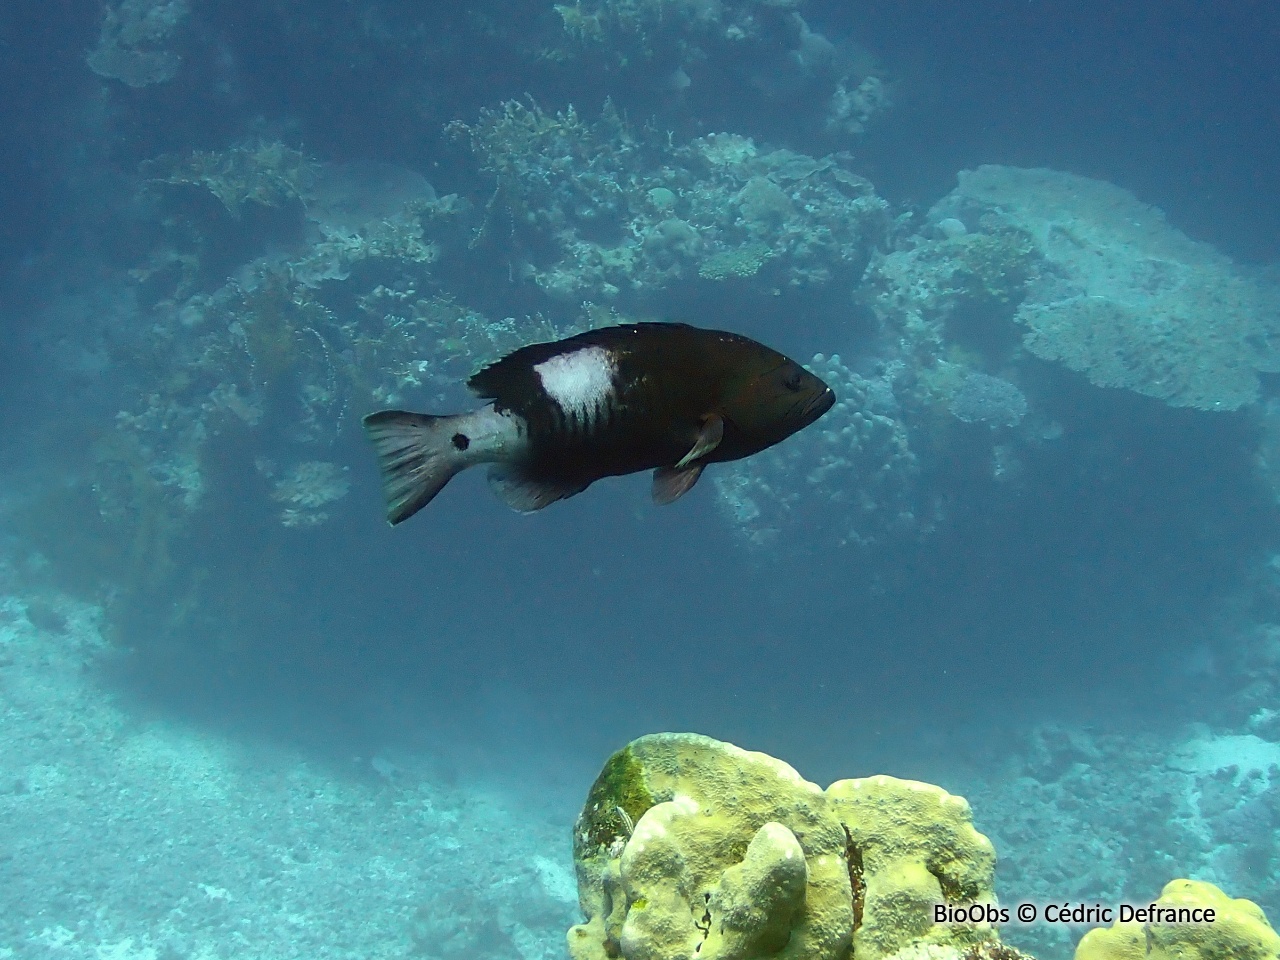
2;1;1279;958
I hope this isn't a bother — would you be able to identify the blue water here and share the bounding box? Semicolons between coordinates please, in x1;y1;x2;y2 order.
2;2;1279;958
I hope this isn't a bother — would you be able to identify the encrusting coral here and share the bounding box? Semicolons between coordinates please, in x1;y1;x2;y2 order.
567;733;1002;960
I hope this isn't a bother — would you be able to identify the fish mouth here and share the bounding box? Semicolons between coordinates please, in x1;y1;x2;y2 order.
804;386;836;421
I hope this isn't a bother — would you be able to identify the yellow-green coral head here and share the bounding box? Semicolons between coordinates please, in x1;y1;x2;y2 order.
1075;879;1280;960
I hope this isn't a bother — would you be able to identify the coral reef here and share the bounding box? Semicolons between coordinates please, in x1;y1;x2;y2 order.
1075;879;1280;960
450;103;888;302
944;372;1028;427
97;131;632;560
262;460;351;528
114;118;1094;573
932;166;1280;411
955;717;1280;960
549;0;801;63
143;141;318;218
86;0;188;87
568;733;1000;960
879;943;1035;960
827;777;998;960
712;353;925;552
102;146;488;543
862;215;1041;370
108;109;1280;576
543;0;890;141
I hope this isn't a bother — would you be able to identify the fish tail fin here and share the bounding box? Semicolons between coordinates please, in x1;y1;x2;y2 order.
362;410;464;525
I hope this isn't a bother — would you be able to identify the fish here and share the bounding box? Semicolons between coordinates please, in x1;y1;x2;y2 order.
362;322;835;524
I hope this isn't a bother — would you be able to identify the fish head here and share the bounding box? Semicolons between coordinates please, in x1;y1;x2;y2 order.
722;357;835;451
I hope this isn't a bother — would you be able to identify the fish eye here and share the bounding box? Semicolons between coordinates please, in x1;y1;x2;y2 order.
783;369;805;392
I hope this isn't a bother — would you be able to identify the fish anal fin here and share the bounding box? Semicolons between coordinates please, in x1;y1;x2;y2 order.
487;465;588;513
675;413;724;469
652;463;706;506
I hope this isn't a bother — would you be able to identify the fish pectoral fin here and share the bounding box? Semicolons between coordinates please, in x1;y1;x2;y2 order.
675;413;724;469
487;465;588;513
652;463;706;506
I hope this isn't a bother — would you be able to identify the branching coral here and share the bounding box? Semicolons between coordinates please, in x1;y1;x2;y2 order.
143;141;317;217
265;460;351;528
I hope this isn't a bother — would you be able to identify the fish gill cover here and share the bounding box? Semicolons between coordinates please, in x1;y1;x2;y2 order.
1;0;1280;958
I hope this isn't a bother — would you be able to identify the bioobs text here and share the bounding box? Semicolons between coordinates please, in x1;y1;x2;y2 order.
934;904;1010;924
934;903;1218;925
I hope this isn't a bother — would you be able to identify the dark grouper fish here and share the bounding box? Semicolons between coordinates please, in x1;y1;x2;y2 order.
362;322;835;524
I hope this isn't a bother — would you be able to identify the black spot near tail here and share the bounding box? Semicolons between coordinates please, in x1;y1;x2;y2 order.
362;410;464;525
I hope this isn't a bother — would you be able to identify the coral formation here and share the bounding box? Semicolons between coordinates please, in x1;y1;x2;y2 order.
263;460;351;528
698;242;776;281
827;777;998;960
568;733;999;960
100;134;618;564
933;166;1280;411
86;0;188;87
882;943;1033;960
712;353;924;552
1075;879;1280;960
111;98;1280;576
102;145;492;538
143;141;318;217
542;0;890;141
449;102;888;302
944;372;1027;427
862;216;1041;373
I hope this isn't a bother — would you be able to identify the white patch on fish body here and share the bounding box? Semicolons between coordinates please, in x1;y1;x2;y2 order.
533;346;616;433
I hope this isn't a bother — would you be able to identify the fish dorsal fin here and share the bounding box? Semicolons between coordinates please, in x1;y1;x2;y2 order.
487;465;588;513
652;463;706;505
675;413;724;469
